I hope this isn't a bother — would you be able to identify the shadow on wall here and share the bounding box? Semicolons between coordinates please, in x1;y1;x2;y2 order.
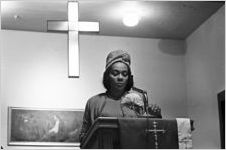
158;39;187;55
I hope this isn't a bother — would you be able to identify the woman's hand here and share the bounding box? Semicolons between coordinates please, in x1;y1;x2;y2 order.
147;104;162;118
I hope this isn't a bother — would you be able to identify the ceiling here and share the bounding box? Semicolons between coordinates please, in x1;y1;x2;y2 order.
1;1;224;39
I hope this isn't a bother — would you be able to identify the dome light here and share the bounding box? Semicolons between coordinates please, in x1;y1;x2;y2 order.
122;11;140;27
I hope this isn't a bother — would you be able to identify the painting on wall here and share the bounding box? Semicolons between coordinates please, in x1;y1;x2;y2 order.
8;107;84;146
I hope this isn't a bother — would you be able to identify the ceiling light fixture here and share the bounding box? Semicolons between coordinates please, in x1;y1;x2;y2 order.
122;11;140;27
120;1;142;27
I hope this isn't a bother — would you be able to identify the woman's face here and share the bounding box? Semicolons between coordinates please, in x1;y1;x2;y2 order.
109;62;129;92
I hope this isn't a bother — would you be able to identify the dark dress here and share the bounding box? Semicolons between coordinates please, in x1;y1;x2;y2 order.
79;89;146;142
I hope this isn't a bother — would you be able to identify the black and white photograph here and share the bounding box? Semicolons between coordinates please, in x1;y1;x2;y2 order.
0;0;225;149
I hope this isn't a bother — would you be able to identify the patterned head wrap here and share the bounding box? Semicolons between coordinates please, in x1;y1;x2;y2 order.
105;50;131;70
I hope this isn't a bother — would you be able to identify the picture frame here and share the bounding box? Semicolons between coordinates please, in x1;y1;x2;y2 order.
8;107;84;147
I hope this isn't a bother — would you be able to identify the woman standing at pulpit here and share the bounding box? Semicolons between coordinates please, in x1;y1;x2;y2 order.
79;50;162;143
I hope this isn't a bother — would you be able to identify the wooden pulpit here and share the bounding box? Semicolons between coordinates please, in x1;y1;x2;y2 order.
80;117;193;149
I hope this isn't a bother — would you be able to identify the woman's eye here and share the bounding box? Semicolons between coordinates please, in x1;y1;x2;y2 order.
122;71;128;77
111;70;119;76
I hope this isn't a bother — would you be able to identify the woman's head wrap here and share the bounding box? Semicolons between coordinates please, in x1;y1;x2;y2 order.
105;50;131;70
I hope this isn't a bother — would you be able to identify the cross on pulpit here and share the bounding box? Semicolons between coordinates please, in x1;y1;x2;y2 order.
145;120;166;149
47;1;99;78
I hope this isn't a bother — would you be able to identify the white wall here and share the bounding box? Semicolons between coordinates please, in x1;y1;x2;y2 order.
1;30;187;149
185;6;225;148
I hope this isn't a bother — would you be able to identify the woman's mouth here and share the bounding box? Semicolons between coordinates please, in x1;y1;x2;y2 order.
116;83;125;87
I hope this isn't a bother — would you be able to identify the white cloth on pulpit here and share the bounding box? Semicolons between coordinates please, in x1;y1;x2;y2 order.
176;118;192;149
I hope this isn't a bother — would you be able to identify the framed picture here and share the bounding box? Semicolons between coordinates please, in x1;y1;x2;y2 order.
8;107;84;147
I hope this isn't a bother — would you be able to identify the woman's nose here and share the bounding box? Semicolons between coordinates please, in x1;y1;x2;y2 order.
117;74;123;81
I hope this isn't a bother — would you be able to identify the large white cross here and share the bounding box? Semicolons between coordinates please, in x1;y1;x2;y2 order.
47;1;99;78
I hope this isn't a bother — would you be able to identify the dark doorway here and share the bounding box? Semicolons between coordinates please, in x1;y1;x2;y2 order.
218;90;225;149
